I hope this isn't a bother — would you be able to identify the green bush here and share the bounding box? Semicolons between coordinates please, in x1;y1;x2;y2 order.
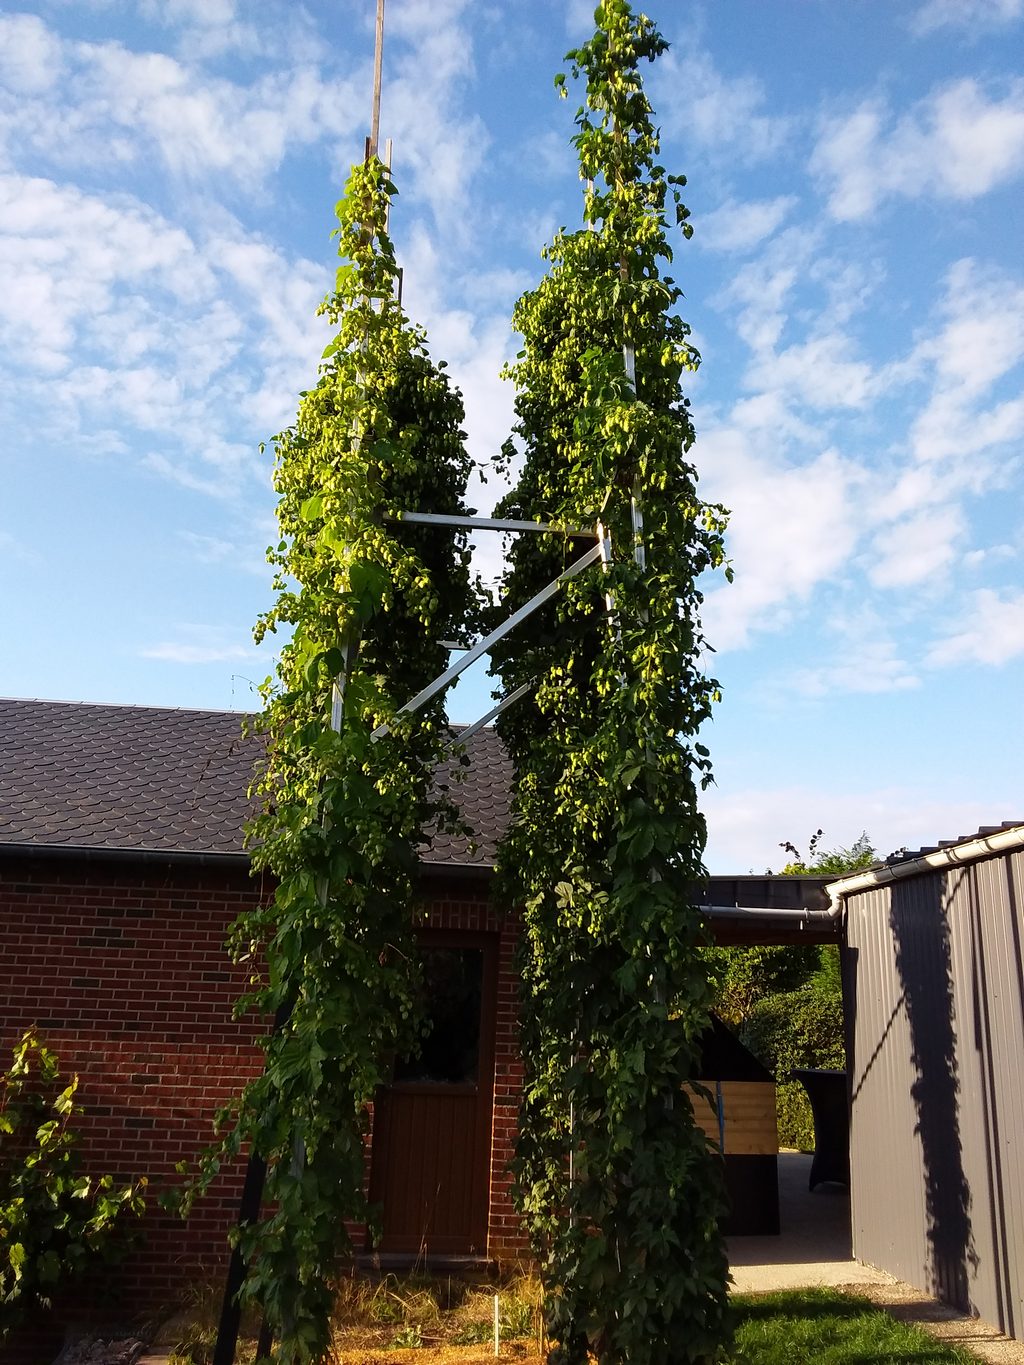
0;1033;147;1335
704;945;822;1028
740;973;846;1150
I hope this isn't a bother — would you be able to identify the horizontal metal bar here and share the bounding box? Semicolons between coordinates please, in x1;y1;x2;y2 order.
373;541;603;739
390;511;596;537
458;681;533;742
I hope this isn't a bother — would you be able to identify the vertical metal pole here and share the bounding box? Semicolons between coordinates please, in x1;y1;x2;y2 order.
369;0;385;158
212;1154;267;1365
211;999;290;1365
622;344;646;576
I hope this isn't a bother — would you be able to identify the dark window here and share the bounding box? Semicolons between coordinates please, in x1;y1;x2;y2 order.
394;947;482;1084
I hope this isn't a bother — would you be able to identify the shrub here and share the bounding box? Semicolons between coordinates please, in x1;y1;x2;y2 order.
705;945;822;1028
0;1032;147;1336
741;975;846;1150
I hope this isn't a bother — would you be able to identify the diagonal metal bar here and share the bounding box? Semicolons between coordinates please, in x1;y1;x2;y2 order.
391;511;596;537
372;540;604;739
458;681;533;742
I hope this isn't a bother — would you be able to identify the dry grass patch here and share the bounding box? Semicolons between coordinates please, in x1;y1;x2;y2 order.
165;1267;543;1364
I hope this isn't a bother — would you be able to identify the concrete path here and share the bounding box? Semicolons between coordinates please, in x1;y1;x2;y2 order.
729;1152;1024;1364
727;1151;895;1293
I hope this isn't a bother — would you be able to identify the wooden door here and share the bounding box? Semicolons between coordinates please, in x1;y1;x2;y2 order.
369;932;497;1256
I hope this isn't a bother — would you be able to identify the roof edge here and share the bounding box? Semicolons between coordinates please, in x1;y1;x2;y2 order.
827;822;1024;904
0;842;251;869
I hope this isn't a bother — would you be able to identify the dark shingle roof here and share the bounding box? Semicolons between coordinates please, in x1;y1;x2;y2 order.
423;726;511;869
884;821;1024;866
0;698;510;868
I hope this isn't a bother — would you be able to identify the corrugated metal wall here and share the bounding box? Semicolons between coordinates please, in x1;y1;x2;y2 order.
846;847;1024;1338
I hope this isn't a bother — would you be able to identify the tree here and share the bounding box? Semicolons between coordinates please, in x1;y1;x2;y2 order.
491;5;731;1361
174;156;478;1363
727;832;877;1147
778;829;876;876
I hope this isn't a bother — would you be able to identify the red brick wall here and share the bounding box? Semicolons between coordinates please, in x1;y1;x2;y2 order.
0;856;528;1335
0;855;270;1316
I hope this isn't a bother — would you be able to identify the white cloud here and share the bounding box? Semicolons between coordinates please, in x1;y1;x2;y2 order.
963;542;1018;567
788;605;919;696
793;643;919;697
0;13;62;95
720;226;818;356
868;504;966;588
719;232;884;417
136;0;273;60
699;428;864;651
924;258;1024;400
655;44;793;165
748;332;876;412
0;173;214;372
727;391;821;445
384;0;489;233
0;13;362;185
179;529;270;577
142;625;256;664
904;259;1024;488
813;79;1024;220
696;196;797;254
926;588;1024;665
911;0;1023;34
0;171;332;498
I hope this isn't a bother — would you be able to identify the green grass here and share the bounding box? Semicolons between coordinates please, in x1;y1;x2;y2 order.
732;1289;983;1364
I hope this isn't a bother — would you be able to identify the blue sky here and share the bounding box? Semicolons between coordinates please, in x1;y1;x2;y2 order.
1;0;1022;871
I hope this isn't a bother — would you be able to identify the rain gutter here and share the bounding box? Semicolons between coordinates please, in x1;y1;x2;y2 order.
0;841;249;870
700;903;842;930
824;822;1024;925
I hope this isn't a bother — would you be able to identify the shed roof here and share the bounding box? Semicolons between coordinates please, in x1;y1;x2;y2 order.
0;697;510;869
884;822;1024;866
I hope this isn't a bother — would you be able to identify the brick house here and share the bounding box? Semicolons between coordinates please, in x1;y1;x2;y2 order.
0;697;833;1323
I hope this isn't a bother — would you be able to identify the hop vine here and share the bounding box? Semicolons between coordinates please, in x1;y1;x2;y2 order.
175;156;478;1364
491;4;733;1362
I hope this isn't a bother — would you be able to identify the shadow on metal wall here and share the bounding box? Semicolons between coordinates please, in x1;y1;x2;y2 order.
889;872;977;1312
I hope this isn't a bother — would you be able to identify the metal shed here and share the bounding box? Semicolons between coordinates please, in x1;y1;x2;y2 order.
834;824;1024;1340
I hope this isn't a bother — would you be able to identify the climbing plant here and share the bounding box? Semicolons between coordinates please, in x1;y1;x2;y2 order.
175;156;477;1363
490;4;732;1362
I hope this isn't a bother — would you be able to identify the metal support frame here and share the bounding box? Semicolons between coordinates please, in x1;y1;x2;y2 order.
381;511;600;739
459;681;533;742
391;510;593;537
373;540;603;739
